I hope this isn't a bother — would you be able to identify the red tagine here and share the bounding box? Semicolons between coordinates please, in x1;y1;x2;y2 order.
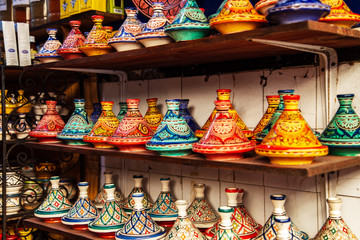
57;20;86;60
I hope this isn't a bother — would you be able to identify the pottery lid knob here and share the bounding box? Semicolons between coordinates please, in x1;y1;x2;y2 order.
78;182;89;198
225;188;239;207
50;176;60;189
160;178;170;192
133;175;143;188
69;20;81;27
104;184;116;201
104;171;114;184
133;192;144;210
194;183;205;199
270;194;286;215
274;216;291;240
218;206;233;229
175;200;188;217
327;197;342;219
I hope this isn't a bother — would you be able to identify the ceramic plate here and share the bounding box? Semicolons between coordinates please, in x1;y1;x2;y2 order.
132;0;186;18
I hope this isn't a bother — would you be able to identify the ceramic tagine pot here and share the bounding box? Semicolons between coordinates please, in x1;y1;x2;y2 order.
104;26;114;39
79;15;113;56
83;101;120;148
314;197;357;239
193;100;255;161
179;99;201;133
187;184;220;232
319;94;360;156
88;184;130;238
209;0;267;34
254;194;308;240
13;114;31;139
90;102;102;124
108;8;143;52
117;102;128;122
0;193;21;215
57;20;86;60
94;171;125;209
34;28;62;63
16;89;32;114
255;0;278;15
211;206;240;240
61;182;99;230
123;175;154;213
115;192;167;240
164;0;212;41
255;89;294;143
136;2;173;47
319;0;360;27
144;98;163;132
107;99;154;152
57;99;94;145
29;101;65;143
164;200;207;240
266;0;331;25
274;216;291;240
148;178;178;228
34;176;72;223
0;170;23;195
146;99;198;156
196;89;252;139
256;95;328;165
252;95;280;141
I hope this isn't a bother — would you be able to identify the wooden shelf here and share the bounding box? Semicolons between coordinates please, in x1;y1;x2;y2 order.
25;21;360;72
24;218;102;240
25;141;360;177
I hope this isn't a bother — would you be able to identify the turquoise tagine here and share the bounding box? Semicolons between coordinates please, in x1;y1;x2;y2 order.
57;99;94;145
320;94;360;156
117;102;128;122
179;99;201;132
146;99;198;156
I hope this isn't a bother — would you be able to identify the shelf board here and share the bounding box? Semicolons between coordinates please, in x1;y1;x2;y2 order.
25;21;360;72
24;218;102;240
25;141;360;177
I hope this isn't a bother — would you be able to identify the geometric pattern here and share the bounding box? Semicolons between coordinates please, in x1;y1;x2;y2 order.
120;209;161;235
90;200;129;227
149;192;177;216
187;198;220;226
124;187;154;212
165;217;207;240
94;185;125;208
63;197;98;220
35;186;72;216
313;218;357;240
212;228;241;240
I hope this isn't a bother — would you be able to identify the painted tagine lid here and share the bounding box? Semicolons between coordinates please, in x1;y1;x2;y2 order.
164;0;212;42
115;193;166;240
255;89;294;142
274;216;291;240
16;89;32;113
146;99;198;156
256;95;328;165
319;0;360;27
313;197;357;239
187;183;220;230
94;171;125;209
179;99;201;133
209;0;267;34
34;176;72;223
117;101;128;122
319;94;360;156
29;101;65;143
144;98;163;132
255;0;278;15
61;182;99;230
252;95;280;141
108;8;143;52
90;102;102;124
79;15;113;56
164;200;207;240
195;89;253;139
266;0;331;25
212;207;241;240
149;178;178;224
88;184;130;238
254;194;309;240
34;28;62;61
107;99;154;151
57;99;94;145
193;100;255;161
131;0;185;19
136;2;173;47
123;175;154;213
57;20;86;59
83;101;120;148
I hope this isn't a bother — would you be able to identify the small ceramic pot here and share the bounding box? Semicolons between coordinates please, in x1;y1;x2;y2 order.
0;171;23;195
0;193;21;215
34;161;59;179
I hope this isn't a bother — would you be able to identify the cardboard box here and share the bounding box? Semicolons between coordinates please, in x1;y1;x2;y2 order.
16;22;31;66
79;0;106;13
0;21;19;66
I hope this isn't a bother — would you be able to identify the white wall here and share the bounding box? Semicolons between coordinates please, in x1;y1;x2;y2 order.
99;61;360;238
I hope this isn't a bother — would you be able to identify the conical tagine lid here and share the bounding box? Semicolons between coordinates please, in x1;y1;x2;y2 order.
94;171;125;209
165;200;207;240
211;207;241;240
193;100;255;161
117;102;128;122
57;20;86;57
319;0;360;27
256;95;328;165
123;175;154;213
35;28;62;59
179;99;201;132
319;94;360;156
144;98;163;132
313;197;357;240
274;216;291;240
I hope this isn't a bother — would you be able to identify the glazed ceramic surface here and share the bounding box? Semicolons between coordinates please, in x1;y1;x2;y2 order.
107;99;154;152
131;0;185;19
319;0;360;27
146;99;198;156
117;102;128;122
164;0;212;41
34;161;58;179
144;98;163;132
274;216;291;240
195;89;252;139
57;20;86;60
211;207;240;240
57;99;94;145
14;114;31;139
23;179;43;202
179;99;200;132
0;193;21;215
90;103;102;124
123;175;154;213
193;100;255;161
29;101;65;143
94;171;125;209
16;89;32;113
0;171;23;194
83;101;120;148
35;28;62;63
108;8;143;52
3;90;17;115
136;2;173;47
255;0;278;15
319;94;360;156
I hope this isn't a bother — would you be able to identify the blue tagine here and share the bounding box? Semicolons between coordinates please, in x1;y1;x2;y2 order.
266;0;331;25
61;182;98;230
34;28;62;63
164;0;212;41
179;99;201;133
90;102;102;124
146;99;198;156
57;99;94;145
115;193;166;240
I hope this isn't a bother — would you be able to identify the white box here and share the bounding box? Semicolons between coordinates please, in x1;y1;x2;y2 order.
16;22;31;66
0;21;19;66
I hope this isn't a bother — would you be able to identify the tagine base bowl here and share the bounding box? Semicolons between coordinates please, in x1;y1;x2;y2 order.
267;9;331;25
109;41;143;52
63;140;89;146
35;137;62;143
321;141;360;156
36;57;61;63
61;217;93;230
165;28;212;41
57;53;85;60
115;144;148;152
203;153;244;161
212;22;265;35
91;142;115;148
79;45;113;56
138;37;173;48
